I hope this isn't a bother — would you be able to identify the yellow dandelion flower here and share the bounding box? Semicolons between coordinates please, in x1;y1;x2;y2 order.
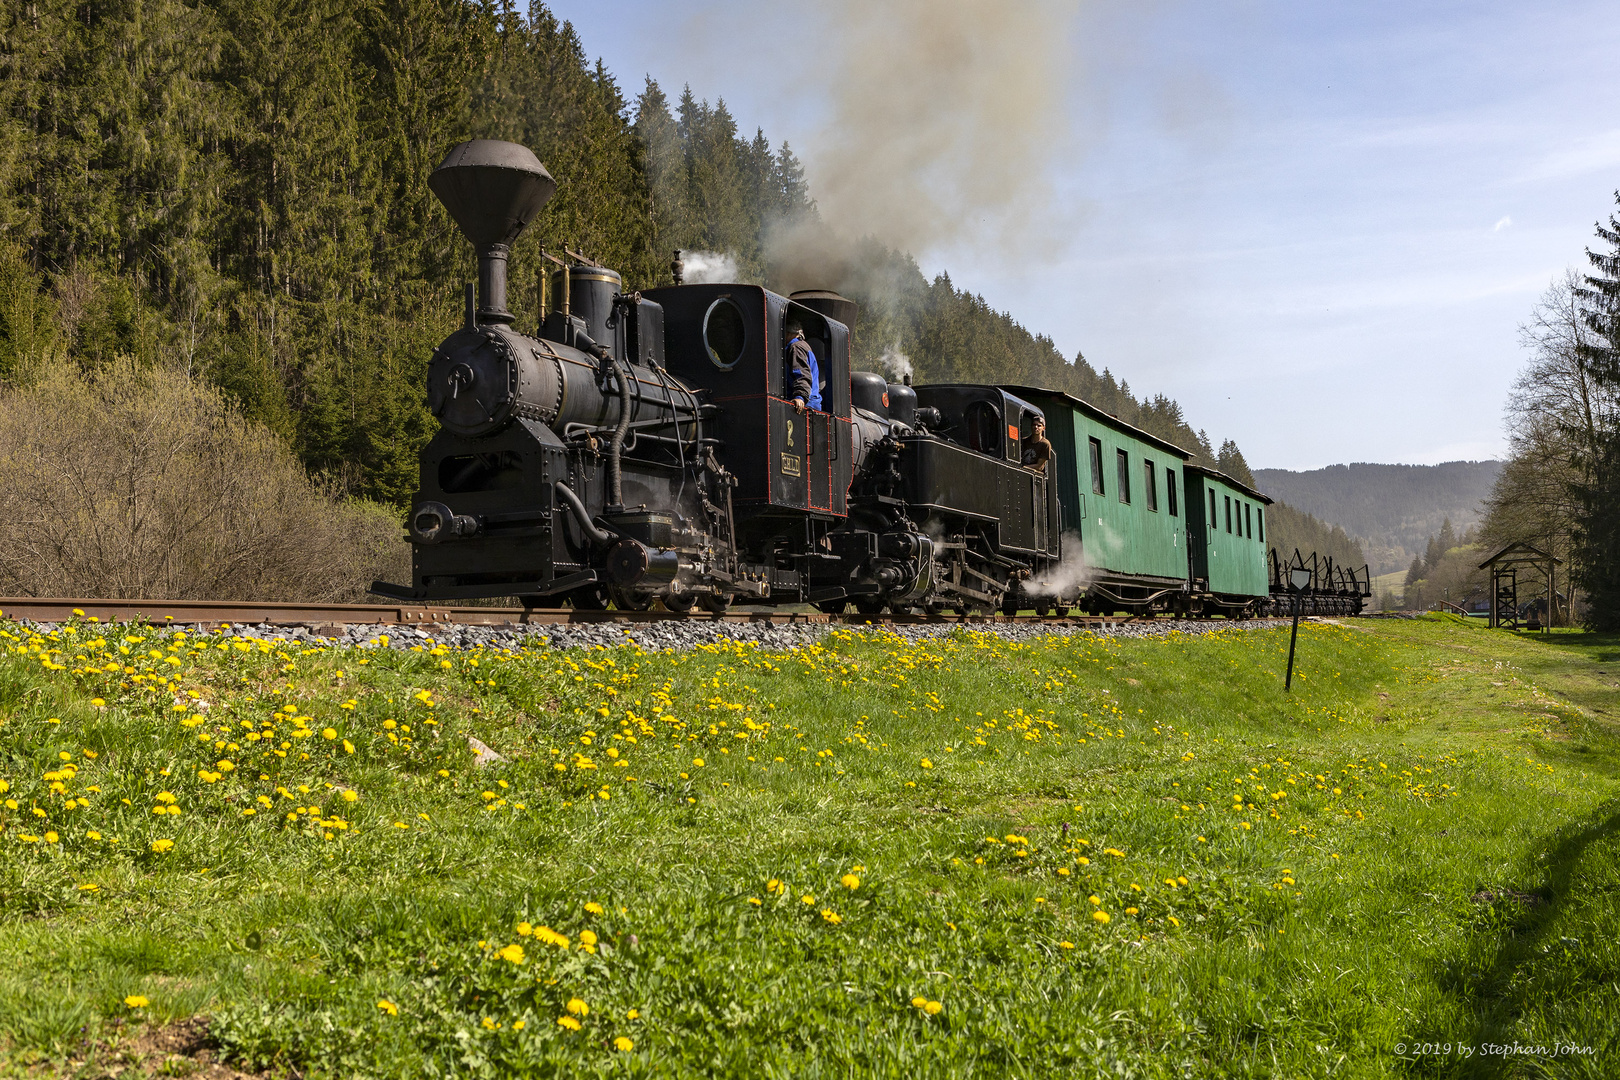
1058;941;1075;949
124;995;149;1008
497;943;525;964
377;1000;398;1015
584;901;604;915
566;998;588;1016
578;930;597;947
150;839;174;853
924;1000;943;1015
1092;910;1110;924
614;1035;634;1051
841;874;860;890
556;1016;581;1031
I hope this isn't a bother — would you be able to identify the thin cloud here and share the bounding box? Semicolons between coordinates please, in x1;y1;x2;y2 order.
1494;215;1512;231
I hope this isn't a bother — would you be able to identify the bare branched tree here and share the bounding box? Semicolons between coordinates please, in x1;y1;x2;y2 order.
0;360;408;600
1481;269;1620;622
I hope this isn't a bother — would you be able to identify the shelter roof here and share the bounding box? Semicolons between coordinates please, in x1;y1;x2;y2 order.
1477;541;1562;570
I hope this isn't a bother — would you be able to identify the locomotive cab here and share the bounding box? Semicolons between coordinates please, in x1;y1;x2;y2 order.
644;284;854;530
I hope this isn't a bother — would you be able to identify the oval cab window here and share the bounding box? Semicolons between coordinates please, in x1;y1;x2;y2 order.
702;297;746;371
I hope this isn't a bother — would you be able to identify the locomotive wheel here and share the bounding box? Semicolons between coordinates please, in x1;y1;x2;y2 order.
854;597;887;616
611;587;651;612
1054;605;1070;617
569;583;610;610
663;592;697;614
700;594;732;615
1035;603;1052;617
815;599;849;615
1000;597;1020;617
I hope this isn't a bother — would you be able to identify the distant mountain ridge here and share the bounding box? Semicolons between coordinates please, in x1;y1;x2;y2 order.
1252;461;1502;576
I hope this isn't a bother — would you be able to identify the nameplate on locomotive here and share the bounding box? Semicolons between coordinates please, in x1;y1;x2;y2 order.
780;452;802;477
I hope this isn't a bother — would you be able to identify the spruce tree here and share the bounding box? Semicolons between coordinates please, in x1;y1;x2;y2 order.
1571;192;1620;627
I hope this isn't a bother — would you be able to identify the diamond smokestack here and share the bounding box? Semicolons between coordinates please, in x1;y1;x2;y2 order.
429;140;557;325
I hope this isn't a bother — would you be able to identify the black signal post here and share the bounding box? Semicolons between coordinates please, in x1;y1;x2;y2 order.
1284;566;1311;691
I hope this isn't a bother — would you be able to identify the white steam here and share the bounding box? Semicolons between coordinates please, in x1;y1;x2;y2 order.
681;250;740;284
875;344;912;382
1028;531;1093;598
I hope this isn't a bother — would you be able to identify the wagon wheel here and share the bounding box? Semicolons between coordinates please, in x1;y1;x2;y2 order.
569;583;610;610
663;592;698;614
1035;603;1052;617
611;587;652;612
815;599;849;615
1054;606;1070;617
700;593;733;616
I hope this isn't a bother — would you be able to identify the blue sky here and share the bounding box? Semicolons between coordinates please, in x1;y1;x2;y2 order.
554;0;1620;470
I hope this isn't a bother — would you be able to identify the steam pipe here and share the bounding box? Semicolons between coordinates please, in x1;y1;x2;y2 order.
606;352;633;509
553;482;613;547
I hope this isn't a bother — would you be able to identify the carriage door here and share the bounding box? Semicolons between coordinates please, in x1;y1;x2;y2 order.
808;411;832;511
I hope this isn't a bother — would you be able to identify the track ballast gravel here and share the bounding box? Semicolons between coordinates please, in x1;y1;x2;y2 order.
54;617;1298;652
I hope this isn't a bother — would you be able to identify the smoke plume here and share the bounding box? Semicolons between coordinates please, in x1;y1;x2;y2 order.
804;0;1082;256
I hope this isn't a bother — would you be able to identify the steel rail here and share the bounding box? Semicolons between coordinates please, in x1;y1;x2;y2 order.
0;596;1268;632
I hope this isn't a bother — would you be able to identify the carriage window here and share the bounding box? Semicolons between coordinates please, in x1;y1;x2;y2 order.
1208;488;1216;525
1244;503;1252;538
703;297;746;371
1089;438;1104;494
1143;459;1158;511
1257;508;1264;541
1167;469;1178;516
1224;495;1232;533
1116;449;1131;504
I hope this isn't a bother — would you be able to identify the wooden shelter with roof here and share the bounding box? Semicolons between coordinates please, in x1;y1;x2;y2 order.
1477;542;1562;631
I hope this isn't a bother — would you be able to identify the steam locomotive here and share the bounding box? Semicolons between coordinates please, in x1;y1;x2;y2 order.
371;140;1368;617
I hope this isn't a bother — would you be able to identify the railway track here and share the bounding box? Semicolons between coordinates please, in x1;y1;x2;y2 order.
0;596;1270;633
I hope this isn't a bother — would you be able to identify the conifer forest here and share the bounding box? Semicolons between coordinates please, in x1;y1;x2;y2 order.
0;0;1236;512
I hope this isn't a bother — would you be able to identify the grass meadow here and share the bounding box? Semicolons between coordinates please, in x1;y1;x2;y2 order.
0;613;1616;1078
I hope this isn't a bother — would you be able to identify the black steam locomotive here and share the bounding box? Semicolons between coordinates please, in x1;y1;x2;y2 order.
372;140;1367;617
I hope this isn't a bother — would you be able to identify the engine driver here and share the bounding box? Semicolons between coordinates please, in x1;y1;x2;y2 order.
786;323;822;415
1022;415;1051;474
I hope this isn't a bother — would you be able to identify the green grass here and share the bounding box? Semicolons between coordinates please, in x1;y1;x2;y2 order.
0;614;1617;1078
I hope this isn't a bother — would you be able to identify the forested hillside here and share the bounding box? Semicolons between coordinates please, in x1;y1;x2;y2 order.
0;0;1249;509
1253;461;1501;575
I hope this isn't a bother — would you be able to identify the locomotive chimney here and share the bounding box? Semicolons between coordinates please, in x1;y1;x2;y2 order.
428;140;557;325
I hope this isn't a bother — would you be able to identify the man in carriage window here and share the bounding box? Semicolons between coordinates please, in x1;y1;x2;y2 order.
1022;415;1051;474
785;322;822;415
